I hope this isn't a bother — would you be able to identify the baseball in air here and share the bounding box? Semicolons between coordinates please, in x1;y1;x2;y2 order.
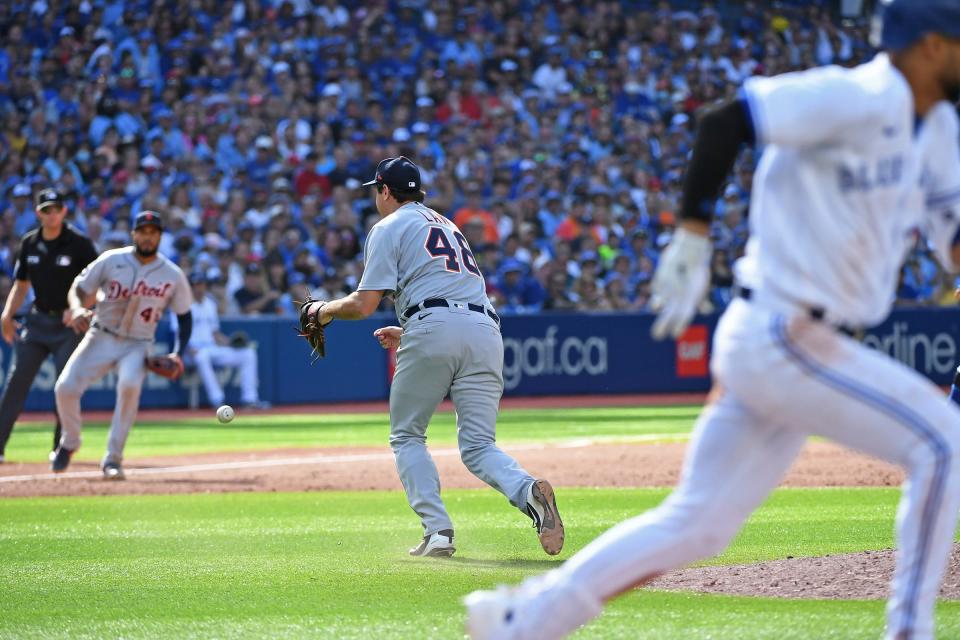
216;405;235;424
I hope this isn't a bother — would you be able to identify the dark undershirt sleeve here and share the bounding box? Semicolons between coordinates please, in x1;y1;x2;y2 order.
680;98;755;223
175;312;193;356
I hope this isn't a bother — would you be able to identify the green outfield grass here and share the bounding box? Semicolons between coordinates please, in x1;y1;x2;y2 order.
2;487;957;639
2;406;701;463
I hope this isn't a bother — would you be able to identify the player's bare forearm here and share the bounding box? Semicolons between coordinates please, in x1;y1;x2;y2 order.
1;279;30;320
68;284;96;310
0;280;29;343
951;245;960;274
321;290;384;323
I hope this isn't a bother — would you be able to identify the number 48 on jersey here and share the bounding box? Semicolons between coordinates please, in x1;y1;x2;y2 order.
424;227;481;276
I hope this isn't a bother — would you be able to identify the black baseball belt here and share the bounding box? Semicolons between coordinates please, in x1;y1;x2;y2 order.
734;286;860;338
402;298;500;325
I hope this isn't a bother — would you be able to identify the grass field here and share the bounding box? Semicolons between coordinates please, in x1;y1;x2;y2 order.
3;405;958;639
2;406;701;462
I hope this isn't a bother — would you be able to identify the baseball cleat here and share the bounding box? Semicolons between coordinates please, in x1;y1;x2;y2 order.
51;447;75;473
102;462;125;481
465;575;602;640
465;586;524;640
526;479;564;555
409;529;456;557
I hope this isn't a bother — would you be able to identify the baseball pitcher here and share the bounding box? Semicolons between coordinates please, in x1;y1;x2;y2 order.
52;211;193;480
466;1;960;639
296;156;563;558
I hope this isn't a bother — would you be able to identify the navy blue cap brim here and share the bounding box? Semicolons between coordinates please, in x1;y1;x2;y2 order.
361;179;378;187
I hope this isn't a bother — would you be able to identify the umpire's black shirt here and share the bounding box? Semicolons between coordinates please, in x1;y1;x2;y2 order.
14;223;99;313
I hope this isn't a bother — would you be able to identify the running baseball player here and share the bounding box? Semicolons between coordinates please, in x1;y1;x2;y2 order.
52;211;193;480
296;156;563;557
466;2;960;638
0;188;98;463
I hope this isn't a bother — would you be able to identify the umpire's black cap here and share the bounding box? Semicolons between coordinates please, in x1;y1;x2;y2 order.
35;188;64;209
362;156;421;192
133;210;164;231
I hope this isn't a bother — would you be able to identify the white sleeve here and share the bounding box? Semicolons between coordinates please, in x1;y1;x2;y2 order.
741;65;880;148
920;107;960;271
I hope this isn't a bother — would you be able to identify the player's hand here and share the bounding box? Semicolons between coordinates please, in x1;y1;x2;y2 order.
650;226;712;340
373;326;403;349
65;308;93;334
1;314;20;344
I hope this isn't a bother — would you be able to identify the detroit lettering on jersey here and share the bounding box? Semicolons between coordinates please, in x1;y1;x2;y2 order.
357;201;491;320
73;247;192;340
106;280;173;300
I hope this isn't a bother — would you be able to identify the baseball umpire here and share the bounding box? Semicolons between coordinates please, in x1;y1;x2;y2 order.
0;188;98;463
296;156;563;557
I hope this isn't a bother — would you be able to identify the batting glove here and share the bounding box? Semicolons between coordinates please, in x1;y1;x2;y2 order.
650;228;712;340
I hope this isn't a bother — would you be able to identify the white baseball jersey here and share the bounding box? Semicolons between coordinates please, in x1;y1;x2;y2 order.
357;201;493;319
184;295;219;349
73;247;192;340
737;53;960;326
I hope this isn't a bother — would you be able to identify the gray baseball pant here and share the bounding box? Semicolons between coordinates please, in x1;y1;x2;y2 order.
389;307;534;535
55;327;150;466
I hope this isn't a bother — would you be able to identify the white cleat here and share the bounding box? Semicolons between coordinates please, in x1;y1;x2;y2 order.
465;586;526;640
409;529;455;557
465;575;602;640
102;462;125;481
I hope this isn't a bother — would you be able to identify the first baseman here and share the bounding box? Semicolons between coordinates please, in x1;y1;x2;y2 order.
298;156;563;557
466;1;960;638
52;211;193;480
0;188;97;463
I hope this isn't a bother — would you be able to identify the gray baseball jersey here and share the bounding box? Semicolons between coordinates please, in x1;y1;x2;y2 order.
357;201;492;319
357;200;536;541
74;247;192;340
56;247;192;468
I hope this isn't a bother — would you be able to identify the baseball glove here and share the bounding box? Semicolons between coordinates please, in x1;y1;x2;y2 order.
145;353;185;380
296;297;332;361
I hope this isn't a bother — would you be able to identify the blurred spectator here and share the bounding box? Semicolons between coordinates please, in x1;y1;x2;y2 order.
234;262;282;315
453;182;499;245
494;259;546;314
0;1;906;315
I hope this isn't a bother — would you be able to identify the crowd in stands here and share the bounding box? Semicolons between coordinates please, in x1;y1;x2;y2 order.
0;0;951;317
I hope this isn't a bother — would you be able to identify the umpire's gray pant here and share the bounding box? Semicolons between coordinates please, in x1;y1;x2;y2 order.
389;306;534;536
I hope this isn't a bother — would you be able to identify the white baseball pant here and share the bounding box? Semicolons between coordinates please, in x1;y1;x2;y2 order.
539;296;960;640
192;345;259;406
